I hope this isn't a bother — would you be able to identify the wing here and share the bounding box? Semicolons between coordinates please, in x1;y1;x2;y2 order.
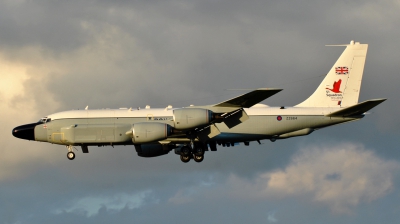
194;88;282;139
213;88;282;108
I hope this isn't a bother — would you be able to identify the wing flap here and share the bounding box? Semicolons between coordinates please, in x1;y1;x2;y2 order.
223;108;249;128
325;99;386;117
213;88;282;108
197;124;221;141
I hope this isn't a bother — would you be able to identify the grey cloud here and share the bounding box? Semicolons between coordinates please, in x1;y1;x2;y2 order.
0;1;88;52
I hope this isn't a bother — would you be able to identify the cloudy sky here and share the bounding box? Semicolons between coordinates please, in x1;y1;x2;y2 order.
1;0;400;223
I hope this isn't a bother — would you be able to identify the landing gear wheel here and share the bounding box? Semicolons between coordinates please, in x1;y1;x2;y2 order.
66;145;75;160
67;151;75;160
67;152;75;160
180;154;191;163
181;146;191;156
194;147;204;156
193;154;204;163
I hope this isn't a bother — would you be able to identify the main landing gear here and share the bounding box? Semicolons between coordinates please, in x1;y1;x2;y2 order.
179;144;205;163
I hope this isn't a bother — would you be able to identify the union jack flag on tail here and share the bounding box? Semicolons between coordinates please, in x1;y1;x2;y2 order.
335;67;348;74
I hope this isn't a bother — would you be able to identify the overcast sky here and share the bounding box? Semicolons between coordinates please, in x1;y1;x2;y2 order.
1;0;400;223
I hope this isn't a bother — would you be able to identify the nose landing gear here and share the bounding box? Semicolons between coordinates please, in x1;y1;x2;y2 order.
67;151;76;160
66;145;76;160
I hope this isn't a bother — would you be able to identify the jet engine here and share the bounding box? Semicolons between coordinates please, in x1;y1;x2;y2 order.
130;122;173;144
173;108;214;130
134;143;171;157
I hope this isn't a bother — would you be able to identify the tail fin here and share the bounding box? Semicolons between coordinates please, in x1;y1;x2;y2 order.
295;41;368;107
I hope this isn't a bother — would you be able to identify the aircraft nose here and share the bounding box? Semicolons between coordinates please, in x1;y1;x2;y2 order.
12;123;38;140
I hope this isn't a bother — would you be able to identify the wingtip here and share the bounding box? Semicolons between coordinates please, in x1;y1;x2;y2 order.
369;98;387;102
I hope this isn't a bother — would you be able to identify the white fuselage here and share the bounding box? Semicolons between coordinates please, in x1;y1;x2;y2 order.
33;106;358;145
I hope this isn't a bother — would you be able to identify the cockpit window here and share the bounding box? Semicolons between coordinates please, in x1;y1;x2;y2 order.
38;117;51;123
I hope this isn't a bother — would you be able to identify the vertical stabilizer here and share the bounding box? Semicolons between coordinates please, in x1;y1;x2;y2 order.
295;41;368;107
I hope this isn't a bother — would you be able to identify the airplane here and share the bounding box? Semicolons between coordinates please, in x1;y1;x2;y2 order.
12;40;386;163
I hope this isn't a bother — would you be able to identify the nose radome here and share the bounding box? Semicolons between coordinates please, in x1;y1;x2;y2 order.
12;123;38;140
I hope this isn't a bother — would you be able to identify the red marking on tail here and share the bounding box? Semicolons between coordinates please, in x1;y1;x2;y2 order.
335;67;349;74
326;79;342;93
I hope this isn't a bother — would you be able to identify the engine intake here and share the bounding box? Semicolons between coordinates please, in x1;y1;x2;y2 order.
173;108;214;130
131;122;173;144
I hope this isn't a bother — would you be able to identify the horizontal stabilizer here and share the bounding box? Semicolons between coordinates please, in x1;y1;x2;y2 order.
214;88;282;108
325;99;386;117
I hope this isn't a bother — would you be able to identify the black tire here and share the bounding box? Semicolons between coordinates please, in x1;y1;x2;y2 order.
181;146;191;156
193;154;204;163
194;147;204;156
180;154;191;163
67;152;75;160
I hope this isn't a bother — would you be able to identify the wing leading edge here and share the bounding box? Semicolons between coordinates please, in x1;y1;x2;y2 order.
213;88;282;108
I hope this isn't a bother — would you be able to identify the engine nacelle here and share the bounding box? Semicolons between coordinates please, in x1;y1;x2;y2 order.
131;122;173;144
173;108;214;130
134;144;171;157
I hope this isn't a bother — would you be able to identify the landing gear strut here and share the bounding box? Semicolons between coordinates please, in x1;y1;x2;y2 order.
177;131;208;163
